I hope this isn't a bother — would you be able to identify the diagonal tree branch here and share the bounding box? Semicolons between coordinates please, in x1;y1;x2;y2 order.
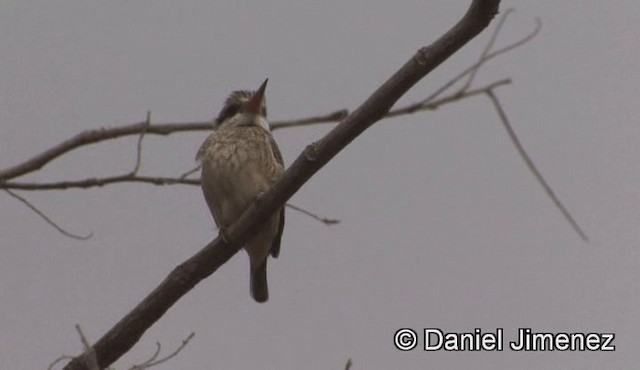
62;1;501;369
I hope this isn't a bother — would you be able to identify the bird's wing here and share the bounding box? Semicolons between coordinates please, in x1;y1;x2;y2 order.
200;163;223;228
269;135;284;166
196;133;215;162
268;134;284;258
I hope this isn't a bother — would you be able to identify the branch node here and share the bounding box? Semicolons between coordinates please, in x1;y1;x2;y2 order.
303;142;320;162
331;109;349;121
415;46;432;66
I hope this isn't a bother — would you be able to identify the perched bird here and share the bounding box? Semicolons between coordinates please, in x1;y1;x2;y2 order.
197;79;285;303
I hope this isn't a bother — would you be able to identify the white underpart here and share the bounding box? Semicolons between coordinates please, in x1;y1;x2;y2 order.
255;116;270;131
233;112;270;132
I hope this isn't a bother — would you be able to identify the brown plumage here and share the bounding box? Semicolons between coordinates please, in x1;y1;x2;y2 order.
197;79;284;302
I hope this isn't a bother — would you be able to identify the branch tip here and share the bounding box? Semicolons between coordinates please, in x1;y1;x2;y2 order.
4;189;93;240
486;89;588;242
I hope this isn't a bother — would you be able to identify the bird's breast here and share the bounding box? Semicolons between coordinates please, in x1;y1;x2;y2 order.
199;127;283;226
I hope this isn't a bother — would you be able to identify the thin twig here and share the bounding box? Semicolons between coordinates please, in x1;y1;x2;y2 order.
270;109;349;131
4;176;199;190
75;325;99;370
386;78;511;118
421;11;540;105
345;358;353;370
3;189;92;239
484;16;541;65
130;111;151;175
130;333;195;369
286;203;340;225
486;89;588;242
461;8;514;91
131;342;161;369
179;165;201;180
49;356;75;370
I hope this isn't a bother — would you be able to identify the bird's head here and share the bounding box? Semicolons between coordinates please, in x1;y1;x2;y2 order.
214;79;269;131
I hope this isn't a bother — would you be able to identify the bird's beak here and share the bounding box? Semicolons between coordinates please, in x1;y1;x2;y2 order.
243;79;268;115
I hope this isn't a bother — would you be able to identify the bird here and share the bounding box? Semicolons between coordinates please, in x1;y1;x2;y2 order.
197;79;285;303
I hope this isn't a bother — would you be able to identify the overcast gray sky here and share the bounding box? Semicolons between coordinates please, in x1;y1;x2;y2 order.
2;1;639;369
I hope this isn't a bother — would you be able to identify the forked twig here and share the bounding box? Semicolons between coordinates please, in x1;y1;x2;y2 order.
421;10;540;105
128;332;195;370
462;8;514;91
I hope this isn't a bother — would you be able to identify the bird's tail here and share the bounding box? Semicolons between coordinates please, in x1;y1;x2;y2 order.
250;259;269;303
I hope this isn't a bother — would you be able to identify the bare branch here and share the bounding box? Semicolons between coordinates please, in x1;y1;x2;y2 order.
486;89;589;242
49;356;75;370
128;332;194;370
270;109;349;131
3;189;92;240
130;111;151;176
0;121;210;182
345;358;353;370
461;8;514;90
421;11;540;105
485;16;541;64
129;333;195;370
4;176;199;191
62;1;501;368
385;78;511;118
286;203;340;225
130;342;162;370
75;325;99;370
178;165;201;180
